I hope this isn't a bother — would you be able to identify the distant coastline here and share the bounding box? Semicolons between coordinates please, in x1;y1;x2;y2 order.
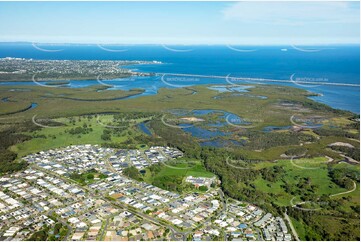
0;57;161;82
0;44;359;113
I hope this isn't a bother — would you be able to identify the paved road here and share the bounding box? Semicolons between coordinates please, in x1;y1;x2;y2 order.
217;189;227;241
104;159;189;240
218;189;226;213
99;217;110;240
255;227;263;241
33;159;250;241
284;209;300;241
47;210;72;240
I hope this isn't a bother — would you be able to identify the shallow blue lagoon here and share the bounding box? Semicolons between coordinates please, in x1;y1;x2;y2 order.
138;122;152;136
0;43;359;113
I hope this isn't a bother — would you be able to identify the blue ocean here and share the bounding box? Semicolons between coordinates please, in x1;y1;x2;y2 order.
0;43;359;113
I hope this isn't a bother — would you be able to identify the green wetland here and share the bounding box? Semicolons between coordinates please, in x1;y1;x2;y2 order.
0;83;360;240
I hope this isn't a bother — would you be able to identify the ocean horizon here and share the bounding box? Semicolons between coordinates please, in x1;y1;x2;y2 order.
0;43;359;113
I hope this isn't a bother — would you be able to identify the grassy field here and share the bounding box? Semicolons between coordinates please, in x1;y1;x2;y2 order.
254;158;360;239
290;217;307;240
143;159;215;185
291;156;330;169
154;160;214;178
332;162;360;204
69;170;108;185
11;114;150;157
252;157;357;206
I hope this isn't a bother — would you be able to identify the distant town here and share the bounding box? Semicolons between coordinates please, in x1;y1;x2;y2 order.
0;58;159;82
0;145;292;241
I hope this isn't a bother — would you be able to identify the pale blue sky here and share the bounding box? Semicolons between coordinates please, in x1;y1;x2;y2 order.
0;1;359;45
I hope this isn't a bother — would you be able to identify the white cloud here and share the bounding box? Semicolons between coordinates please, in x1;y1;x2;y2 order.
222;1;360;25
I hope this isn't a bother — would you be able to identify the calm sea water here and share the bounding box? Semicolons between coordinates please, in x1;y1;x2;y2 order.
0;43;359;113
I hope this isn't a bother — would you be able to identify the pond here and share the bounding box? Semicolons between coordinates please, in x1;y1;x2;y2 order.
165;109;249;147
263;126;291;132
137;109;252;147
30;103;38;109
138;121;152;136
180;124;230;140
